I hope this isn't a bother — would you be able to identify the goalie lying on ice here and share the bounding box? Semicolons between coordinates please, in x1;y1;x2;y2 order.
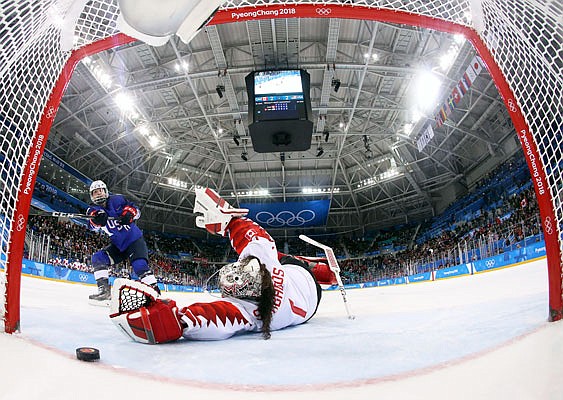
110;188;337;343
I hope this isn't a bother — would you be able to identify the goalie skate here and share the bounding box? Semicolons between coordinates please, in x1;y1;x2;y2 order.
193;187;248;236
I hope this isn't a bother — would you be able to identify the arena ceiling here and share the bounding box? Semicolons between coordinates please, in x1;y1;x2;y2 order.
45;13;517;237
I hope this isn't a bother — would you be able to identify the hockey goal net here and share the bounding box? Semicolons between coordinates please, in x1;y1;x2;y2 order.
1;0;561;333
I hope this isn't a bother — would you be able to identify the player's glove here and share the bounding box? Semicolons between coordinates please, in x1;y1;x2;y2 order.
118;206;137;225
90;210;108;227
118;211;134;225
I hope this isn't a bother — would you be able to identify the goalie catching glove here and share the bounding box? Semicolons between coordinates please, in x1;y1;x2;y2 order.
110;279;182;344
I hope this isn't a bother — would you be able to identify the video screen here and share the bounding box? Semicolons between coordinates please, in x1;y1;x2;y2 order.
254;70;303;94
253;70;306;121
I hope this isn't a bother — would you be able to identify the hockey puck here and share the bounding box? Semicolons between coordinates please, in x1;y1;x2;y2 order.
76;347;100;362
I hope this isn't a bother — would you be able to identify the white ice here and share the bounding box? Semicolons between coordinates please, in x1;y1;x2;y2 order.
1;259;563;399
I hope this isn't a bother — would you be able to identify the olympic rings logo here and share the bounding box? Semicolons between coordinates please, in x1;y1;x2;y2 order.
79;274;89;282
507;98;517;113
544;217;553;235
15;214;26;232
485;259;495;267
46;105;56;120
255;210;316;227
316;8;332;16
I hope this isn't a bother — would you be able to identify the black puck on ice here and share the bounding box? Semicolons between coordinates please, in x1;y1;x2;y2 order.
76;347;100;362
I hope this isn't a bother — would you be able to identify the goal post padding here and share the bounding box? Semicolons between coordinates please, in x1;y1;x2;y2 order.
2;1;561;333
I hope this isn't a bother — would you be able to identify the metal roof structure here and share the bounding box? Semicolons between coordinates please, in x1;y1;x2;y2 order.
46;16;516;237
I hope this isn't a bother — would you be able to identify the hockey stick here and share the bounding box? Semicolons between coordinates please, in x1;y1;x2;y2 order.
30;211;116;220
299;234;355;320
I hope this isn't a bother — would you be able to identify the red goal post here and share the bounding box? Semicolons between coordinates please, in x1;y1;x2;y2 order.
1;0;561;333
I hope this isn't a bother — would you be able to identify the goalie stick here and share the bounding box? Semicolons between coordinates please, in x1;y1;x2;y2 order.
299;234;355;320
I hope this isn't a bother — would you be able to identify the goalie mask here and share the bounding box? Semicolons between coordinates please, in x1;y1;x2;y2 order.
219;257;263;300
90;180;109;205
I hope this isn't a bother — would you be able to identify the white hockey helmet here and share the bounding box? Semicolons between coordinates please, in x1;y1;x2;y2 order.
89;180;109;205
218;257;263;299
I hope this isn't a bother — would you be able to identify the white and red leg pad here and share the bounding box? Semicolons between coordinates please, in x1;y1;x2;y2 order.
226;217;274;255
110;299;183;344
193;187;248;236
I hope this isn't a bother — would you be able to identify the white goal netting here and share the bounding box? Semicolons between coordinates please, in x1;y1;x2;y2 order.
1;0;562;332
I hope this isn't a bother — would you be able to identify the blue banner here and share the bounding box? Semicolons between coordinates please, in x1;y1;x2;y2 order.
435;264;471;280
240;200;330;228
408;271;432;283
34;177;89;211
43;149;93;185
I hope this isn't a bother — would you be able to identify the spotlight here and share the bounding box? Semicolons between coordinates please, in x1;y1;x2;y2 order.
316;147;324;157
233;134;240;146
216;85;225;98
331;78;341;93
241;151;248;161
323;130;330;142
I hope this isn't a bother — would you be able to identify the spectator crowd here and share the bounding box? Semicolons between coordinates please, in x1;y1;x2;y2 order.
25;153;543;288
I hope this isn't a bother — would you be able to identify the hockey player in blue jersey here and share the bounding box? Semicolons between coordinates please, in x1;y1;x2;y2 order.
87;180;159;304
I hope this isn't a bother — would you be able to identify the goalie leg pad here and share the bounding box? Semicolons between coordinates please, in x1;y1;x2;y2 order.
193;187;248;236
111;299;183;344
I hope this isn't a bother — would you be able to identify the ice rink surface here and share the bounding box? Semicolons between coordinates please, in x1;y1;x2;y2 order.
2;258;563;400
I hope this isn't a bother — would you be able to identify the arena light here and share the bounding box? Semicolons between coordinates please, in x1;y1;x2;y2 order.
84;59;113;90
147;135;161;148
175;61;189;72
414;70;441;111
114;92;136;116
166;177;188;189
136;125;162;148
454;33;466;44
356;168;403;189
230;189;269;198
302;187;340;195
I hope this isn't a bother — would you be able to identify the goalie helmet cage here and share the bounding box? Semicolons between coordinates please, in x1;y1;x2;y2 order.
0;0;561;333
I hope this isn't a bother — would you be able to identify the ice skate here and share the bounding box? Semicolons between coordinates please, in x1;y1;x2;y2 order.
88;278;111;307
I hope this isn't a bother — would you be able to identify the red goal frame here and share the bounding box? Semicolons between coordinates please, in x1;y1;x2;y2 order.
4;3;561;333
